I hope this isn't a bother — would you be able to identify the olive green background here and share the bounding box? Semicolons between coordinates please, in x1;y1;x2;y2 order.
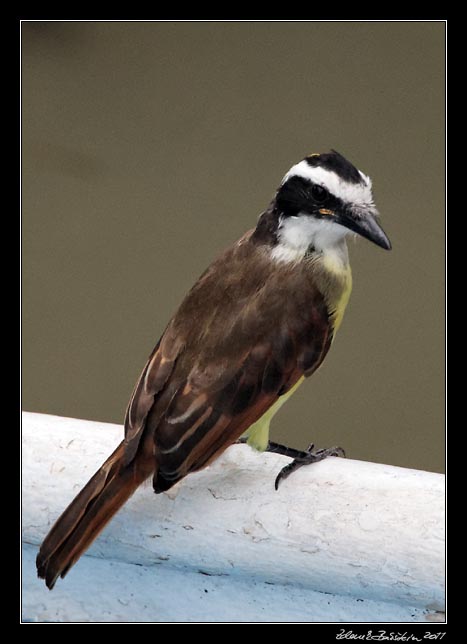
22;22;445;472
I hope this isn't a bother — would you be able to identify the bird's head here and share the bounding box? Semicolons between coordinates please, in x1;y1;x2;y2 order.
272;150;391;255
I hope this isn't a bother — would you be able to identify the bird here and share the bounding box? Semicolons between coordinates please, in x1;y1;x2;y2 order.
36;150;391;589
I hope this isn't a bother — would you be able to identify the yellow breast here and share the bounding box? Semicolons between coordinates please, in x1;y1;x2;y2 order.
244;248;353;452
320;252;353;333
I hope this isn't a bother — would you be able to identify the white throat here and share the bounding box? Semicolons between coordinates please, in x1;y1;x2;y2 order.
271;214;350;264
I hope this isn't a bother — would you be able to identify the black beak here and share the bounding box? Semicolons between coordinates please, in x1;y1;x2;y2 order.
337;208;392;250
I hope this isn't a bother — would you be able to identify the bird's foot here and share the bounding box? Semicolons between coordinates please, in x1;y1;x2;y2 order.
235;437;345;490
271;442;345;490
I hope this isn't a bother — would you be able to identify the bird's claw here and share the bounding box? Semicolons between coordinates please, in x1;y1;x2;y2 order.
274;444;345;490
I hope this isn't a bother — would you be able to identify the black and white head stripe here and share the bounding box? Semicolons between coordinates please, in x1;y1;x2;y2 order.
282;151;374;209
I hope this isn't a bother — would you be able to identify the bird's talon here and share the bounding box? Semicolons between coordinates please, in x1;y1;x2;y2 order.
274;445;346;490
314;445;345;458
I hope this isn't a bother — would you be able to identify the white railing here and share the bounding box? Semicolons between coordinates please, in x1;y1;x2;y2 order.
22;412;445;623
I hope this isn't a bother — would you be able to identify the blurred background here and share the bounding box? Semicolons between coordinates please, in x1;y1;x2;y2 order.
21;22;445;472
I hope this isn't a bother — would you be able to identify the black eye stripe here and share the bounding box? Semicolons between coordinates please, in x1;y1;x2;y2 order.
311;184;329;203
275;175;344;219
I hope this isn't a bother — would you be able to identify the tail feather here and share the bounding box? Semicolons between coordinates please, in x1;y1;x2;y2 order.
36;441;154;589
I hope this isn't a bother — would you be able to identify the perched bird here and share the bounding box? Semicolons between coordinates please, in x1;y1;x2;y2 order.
36;150;391;589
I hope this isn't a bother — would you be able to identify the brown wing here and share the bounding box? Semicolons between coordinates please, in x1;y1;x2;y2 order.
123;324;184;466
123;233;333;491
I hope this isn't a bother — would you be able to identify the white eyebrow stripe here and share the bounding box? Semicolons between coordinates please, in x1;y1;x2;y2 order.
282;160;374;207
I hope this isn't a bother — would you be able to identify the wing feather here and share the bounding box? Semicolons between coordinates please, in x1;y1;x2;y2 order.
122;236;333;489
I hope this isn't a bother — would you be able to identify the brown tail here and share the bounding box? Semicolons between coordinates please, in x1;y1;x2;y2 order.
36;441;154;589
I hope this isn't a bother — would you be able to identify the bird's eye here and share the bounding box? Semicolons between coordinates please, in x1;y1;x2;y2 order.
311;184;329;203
